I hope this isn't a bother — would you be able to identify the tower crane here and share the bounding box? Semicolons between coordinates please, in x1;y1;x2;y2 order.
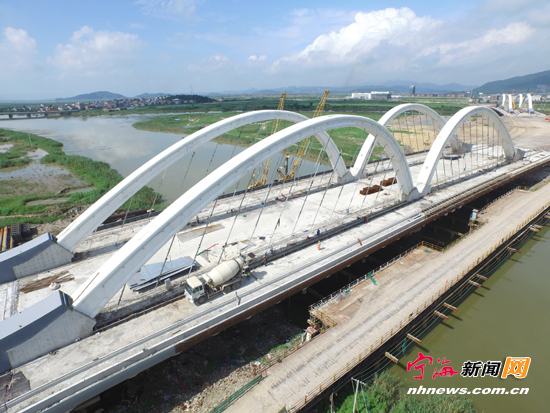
276;90;329;181
249;92;286;188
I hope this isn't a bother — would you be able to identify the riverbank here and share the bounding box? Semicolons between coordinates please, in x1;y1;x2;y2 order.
0;128;159;228
224;174;550;413
131;109;444;165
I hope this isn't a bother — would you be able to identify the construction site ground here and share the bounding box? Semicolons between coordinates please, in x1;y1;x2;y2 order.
320;246;439;324
225;180;550;413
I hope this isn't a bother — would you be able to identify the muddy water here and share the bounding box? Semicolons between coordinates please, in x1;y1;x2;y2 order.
2;115;330;203
390;225;550;412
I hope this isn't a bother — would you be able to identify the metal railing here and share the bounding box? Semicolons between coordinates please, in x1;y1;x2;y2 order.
285;201;550;412
308;224;489;315
309;243;424;313
422;173;510;217
209;375;263;413
480;186;522;212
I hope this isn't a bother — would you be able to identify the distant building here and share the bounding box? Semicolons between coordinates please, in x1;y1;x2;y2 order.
351;92;371;99
371;91;391;100
409;85;416;96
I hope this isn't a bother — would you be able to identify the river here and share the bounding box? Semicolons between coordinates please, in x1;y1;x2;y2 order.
390;223;550;412
1;115;329;203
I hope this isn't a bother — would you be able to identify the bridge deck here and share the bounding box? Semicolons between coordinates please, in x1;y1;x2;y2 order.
4;151;549;412
226;172;550;413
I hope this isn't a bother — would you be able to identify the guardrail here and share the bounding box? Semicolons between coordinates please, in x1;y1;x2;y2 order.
308;222;489;315
286;201;550;412
309;243;422;313
253;319;336;374
209;375;263;413
422;174;508;217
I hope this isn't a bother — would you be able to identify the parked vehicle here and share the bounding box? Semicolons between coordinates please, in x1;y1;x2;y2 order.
184;256;248;304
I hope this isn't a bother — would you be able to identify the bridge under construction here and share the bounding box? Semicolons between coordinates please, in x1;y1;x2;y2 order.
1;103;549;412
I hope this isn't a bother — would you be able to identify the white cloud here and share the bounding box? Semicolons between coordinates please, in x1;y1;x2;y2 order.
0;27;38;73
482;0;543;15
273;8;441;68
49;26;143;72
247;55;267;61
423;22;535;65
208;53;228;62
268;6;542;86
136;0;197;18
188;53;228;71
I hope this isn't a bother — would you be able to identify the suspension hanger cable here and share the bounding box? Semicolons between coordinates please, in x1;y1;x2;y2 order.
359;158;381;212
218;167;259;264
150;234;177;301
147;167;167;222
289;129;332;238
307;150;343;235
347;140;367;212
115;195;135;246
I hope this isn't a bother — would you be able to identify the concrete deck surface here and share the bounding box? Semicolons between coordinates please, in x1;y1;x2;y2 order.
226;181;550;413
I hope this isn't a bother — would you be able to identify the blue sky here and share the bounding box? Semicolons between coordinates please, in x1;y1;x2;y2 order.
1;0;548;99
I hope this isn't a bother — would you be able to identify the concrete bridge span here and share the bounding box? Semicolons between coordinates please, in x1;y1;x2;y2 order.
71;114;417;319
57;110;351;253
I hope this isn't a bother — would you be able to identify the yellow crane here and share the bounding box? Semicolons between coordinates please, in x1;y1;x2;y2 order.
249;92;286;188
277;90;329;181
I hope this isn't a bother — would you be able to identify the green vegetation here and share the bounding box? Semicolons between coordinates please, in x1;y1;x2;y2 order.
132;97;466;165
0;128;159;227
318;371;476;413
169;94;217;103
0;136;33;168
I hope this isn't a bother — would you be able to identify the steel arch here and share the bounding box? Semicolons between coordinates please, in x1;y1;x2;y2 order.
350;104;447;178
72;115;416;318
416;106;516;195
57;110;351;252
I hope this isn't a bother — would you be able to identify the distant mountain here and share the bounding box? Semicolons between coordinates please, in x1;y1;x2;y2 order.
135;93;167;98
58;91;126;101
474;70;550;94
211;82;475;96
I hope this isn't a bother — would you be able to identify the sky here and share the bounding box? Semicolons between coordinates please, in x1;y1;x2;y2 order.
1;0;549;100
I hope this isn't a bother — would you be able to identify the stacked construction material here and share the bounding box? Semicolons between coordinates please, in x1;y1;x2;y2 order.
0;226;11;251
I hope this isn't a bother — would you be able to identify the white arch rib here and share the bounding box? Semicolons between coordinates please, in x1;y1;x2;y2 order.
416;106;516;195
72;115;416;318
350;104;446;178
57;110;350;252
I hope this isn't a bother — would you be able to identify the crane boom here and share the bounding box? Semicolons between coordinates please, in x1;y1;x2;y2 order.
249;92;286;188
277;90;329;181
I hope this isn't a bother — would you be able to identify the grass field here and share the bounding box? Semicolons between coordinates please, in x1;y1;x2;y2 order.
0;97;467;226
132;98;467;165
0;128;159;227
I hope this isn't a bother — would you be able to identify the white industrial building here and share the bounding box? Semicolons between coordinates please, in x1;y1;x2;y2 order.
350;91;392;100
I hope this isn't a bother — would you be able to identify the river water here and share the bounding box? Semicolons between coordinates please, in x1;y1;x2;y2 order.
390;224;550;412
1;115;329;203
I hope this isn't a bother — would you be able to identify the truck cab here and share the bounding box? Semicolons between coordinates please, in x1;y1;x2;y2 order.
184;276;207;304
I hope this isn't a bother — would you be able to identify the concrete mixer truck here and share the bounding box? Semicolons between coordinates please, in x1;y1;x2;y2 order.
184;256;248;305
